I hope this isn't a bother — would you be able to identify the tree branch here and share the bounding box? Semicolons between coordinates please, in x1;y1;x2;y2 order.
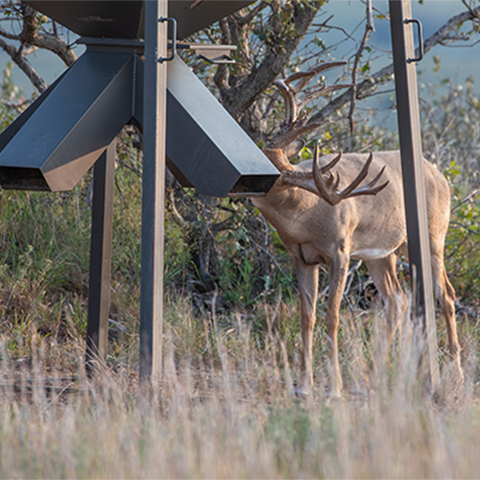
308;4;480;128
221;2;322;120
348;0;374;143
0;4;76;92
32;32;77;66
234;1;268;26
213;19;231;96
0;36;46;92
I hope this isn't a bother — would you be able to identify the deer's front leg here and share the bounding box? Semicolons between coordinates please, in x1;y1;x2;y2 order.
294;258;319;397
325;252;349;399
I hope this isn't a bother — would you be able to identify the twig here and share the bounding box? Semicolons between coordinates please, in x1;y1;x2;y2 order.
248;236;296;289
451;188;480;212
449;221;480;237
168;187;187;226
234;1;268;26
348;0;374;146
461;0;480;19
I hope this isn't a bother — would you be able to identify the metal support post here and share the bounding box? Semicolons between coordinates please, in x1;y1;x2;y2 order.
139;0;168;380
86;140;116;372
389;0;439;388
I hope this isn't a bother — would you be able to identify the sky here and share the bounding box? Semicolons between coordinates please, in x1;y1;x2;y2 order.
307;0;480;128
317;0;480;88
0;0;478;113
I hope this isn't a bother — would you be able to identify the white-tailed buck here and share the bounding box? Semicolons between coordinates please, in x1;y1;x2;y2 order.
252;62;460;398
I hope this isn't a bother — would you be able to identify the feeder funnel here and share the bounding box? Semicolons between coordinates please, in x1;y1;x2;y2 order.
163;57;279;197
0;50;138;191
23;1;256;40
0;0;279;196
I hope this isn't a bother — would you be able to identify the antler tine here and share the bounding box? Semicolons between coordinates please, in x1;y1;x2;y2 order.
298;83;354;112
269;122;323;149
313;152;389;206
268;62;349;150
317;146;343;175
282;70;316;85
336;152;374;197
288;61;347;94
343;166;389;198
313;148;339;205
274;79;297;128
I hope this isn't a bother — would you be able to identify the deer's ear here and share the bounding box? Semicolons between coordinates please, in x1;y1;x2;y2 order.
284;139;305;160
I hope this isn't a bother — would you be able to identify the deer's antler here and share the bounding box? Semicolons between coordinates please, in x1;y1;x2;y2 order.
268;61;352;150
312;145;389;205
278;143;389;206
265;62;388;205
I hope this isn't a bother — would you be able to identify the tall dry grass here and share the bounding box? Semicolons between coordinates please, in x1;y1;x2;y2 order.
0;299;479;479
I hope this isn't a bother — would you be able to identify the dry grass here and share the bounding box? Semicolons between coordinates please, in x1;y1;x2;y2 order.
0;299;479;479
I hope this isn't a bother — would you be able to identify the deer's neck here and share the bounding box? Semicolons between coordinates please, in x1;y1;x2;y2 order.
252;183;315;223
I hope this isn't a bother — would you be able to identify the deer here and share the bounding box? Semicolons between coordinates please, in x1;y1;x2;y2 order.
252;61;461;398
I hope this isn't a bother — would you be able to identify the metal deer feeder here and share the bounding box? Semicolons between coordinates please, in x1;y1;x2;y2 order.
0;0;438;388
0;0;279;378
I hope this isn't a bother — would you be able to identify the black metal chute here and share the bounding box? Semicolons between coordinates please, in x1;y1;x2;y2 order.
0;50;136;191
0;46;279;195
0;0;279;195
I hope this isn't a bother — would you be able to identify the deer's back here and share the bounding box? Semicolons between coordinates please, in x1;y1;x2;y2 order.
253;151;451;262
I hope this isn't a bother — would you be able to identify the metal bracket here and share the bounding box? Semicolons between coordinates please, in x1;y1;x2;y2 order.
404;18;424;63
190;44;237;64
158;17;177;63
170;42;237;64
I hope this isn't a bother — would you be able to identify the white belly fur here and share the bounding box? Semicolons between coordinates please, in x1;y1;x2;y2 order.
350;248;396;260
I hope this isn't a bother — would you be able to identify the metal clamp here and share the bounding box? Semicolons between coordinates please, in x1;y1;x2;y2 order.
158;17;176;63
404;18;424;63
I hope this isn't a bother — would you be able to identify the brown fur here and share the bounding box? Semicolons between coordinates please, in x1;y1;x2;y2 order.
253;150;459;397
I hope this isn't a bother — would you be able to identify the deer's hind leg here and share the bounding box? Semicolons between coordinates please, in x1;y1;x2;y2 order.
363;254;407;383
430;249;460;362
294;258;319;397
364;253;407;336
428;240;464;400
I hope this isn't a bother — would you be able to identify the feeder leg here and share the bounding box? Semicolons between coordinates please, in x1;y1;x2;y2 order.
139;0;168;381
389;0;439;389
85;140;116;374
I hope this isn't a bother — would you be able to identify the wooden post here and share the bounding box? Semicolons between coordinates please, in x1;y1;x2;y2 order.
389;0;439;388
139;0;168;380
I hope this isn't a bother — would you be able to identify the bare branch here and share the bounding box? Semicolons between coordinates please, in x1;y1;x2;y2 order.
0;36;46;92
461;0;480;19
348;0;374;143
214;18;231;96
234;1;268;26
308;4;480;128
366;0;375;32
0;3;77;93
31;32;77;66
0;25;20;41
